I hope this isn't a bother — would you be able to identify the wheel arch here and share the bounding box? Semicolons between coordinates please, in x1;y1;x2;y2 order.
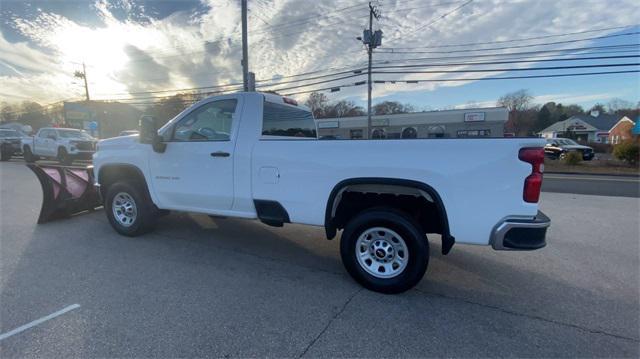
324;177;455;254
98;163;153;204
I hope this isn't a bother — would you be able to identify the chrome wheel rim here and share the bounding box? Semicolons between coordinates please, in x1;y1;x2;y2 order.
355;227;409;279
112;192;137;227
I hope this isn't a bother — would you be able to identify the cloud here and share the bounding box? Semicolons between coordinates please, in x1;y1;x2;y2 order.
0;0;638;105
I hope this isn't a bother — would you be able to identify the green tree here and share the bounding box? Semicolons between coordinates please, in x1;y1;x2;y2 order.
17;101;49;130
535;105;552;132
589;103;606;114
144;94;195;125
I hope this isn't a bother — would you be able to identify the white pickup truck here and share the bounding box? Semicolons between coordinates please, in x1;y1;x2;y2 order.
22;127;97;164
93;92;550;293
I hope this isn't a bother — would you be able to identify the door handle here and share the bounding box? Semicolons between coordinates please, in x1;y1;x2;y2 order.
210;151;230;157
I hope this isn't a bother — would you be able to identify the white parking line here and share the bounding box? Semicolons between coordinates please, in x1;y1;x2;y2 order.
0;304;80;341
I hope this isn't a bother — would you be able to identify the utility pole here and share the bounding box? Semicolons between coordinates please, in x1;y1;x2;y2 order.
360;2;381;138
241;0;249;92
74;63;90;101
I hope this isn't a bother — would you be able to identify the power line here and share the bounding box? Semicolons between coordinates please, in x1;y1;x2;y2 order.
385;0;474;44
372;44;640;63
387;24;639;49
371;54;640;69
282;69;639;96
378;31;640;54
371;62;639;75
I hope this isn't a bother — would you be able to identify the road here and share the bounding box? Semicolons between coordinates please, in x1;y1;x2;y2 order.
1;161;639;357
544;173;640;198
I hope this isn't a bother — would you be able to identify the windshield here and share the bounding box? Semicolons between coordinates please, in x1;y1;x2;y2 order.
557;139;578;145
57;129;94;140
0;129;20;138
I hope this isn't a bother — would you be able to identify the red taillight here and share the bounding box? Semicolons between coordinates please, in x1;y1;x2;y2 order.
519;147;545;203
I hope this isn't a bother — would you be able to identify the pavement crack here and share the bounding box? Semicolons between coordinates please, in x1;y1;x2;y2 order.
414;288;640;343
298;288;363;358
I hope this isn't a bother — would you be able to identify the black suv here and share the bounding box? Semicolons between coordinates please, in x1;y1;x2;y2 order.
544;138;594;161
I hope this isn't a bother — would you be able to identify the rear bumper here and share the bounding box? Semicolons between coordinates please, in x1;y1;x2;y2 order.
490;211;550;250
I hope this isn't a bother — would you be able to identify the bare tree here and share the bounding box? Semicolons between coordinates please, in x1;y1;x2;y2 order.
497;89;534;112
326;100;365;118
498;90;537;136
1;102;17;123
606;98;634;113
304;92;329;118
372;101;414;115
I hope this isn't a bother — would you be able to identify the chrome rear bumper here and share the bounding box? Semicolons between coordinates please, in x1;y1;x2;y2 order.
490;211;550;250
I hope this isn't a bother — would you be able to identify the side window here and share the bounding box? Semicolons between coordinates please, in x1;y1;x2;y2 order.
172;99;237;141
39;130;49;138
262;102;316;138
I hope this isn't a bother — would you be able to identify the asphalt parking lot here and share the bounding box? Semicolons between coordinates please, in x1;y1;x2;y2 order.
1;160;639;357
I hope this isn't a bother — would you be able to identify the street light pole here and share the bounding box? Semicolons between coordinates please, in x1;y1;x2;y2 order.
241;0;249;92
82;63;90;101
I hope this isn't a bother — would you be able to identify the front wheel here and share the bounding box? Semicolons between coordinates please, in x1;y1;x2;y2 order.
57;148;72;165
340;208;429;294
105;181;157;236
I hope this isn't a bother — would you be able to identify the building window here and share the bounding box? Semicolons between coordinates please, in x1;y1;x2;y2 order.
371;128;386;139
401;127;418;139
427;125;445;138
350;129;363;139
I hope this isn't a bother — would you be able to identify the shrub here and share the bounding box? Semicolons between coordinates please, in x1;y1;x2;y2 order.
613;141;640;165
563;151;582;166
589;142;613;154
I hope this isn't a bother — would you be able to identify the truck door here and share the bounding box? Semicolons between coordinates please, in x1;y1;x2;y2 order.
148;98;240;212
35;129;55;156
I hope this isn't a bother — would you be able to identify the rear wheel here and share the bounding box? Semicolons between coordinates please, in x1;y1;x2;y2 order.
23;146;36;163
340;208;429;294
105;181;157;236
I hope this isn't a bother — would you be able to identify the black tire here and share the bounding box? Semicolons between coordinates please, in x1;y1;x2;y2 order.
23;146;36;163
57;147;72;165
104;181;157;236
0;148;11;161
340;207;429;294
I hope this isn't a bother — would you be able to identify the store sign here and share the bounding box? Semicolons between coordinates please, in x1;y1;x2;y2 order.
464;112;485;122
317;121;339;129
371;118;389;127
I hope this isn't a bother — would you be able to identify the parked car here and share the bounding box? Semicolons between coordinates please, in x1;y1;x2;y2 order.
119;130;139;137
544;138;594;161
93;92;550;294
22;127;97;164
0;129;23;161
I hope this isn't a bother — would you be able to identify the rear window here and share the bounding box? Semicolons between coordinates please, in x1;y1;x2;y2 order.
262;102;317;138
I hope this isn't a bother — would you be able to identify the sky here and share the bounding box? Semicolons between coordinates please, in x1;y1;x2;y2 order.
0;0;639;111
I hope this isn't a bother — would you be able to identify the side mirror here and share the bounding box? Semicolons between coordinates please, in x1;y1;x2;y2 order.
139;115;166;153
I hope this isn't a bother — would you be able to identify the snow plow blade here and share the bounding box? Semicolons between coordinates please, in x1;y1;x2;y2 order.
27;164;102;223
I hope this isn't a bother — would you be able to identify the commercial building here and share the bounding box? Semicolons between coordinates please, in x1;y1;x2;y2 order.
63;101;142;138
538;111;633;144
315;107;508;139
